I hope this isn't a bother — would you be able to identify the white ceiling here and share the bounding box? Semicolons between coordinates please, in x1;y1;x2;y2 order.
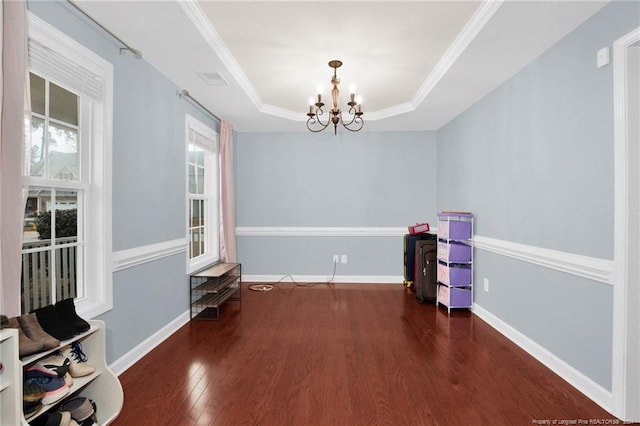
75;0;608;133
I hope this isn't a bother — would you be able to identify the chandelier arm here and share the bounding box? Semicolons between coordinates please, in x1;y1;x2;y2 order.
306;116;331;132
341;116;364;132
314;108;330;126
340;111;357;127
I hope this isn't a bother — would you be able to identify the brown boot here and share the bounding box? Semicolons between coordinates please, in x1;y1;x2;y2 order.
17;313;60;350
1;315;44;357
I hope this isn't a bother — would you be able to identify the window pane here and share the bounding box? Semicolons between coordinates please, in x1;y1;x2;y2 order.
49;82;78;125
21;249;52;314
30;73;45;115
48;122;78;180
197;166;205;195
191;199;201;227
200;200;205;228
24;188;52;246
191;229;201;258
55;245;78;301
188;144;197;164
30;117;45;177
188;164;196;194
55;190;78;242
198;228;205;258
188;144;205;167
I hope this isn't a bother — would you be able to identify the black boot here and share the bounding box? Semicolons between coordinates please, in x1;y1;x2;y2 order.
55;298;90;333
34;304;77;340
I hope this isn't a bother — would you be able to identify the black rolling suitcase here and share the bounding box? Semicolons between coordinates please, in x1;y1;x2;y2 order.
414;240;437;303
403;233;436;287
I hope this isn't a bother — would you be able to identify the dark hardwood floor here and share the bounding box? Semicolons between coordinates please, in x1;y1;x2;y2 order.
112;283;616;425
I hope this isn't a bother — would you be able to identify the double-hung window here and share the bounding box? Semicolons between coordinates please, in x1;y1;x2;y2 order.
21;14;113;318
186;115;220;273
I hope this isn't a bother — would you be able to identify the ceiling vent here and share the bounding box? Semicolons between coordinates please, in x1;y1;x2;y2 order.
197;72;228;86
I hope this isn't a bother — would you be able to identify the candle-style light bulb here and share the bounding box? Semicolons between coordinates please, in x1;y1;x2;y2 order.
349;85;356;95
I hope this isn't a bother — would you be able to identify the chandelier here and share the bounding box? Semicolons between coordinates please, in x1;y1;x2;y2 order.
306;60;364;135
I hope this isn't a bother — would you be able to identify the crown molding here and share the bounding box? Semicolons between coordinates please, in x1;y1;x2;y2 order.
179;0;262;109
410;0;504;108
179;0;503;123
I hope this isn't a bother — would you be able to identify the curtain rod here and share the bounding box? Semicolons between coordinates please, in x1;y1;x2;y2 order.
178;90;222;123
67;0;142;59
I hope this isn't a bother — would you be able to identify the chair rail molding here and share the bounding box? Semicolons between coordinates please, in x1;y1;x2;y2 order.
112;238;187;272
235;226;407;237
473;235;613;285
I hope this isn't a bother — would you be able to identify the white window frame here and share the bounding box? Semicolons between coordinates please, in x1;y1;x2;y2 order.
185;115;220;273
27;13;113;319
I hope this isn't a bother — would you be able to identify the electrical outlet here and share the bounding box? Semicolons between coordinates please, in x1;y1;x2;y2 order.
483;278;489;292
341;254;348;264
333;255;339;263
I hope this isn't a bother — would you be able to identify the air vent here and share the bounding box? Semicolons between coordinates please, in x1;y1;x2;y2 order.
197;72;228;86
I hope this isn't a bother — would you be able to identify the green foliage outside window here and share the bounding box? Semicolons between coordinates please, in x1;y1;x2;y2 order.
35;209;77;240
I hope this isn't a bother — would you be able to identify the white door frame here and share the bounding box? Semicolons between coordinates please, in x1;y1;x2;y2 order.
612;26;640;422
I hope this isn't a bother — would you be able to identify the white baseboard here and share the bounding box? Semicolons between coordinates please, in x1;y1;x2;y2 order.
109;310;190;376
473;303;614;414
243;274;403;284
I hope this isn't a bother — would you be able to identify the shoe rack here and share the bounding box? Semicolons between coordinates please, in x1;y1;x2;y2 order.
190;262;242;320
0;320;123;425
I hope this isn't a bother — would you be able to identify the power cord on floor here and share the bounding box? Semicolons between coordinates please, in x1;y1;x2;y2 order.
249;260;338;295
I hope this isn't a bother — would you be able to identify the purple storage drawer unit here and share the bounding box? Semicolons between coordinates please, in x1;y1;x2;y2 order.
438;285;472;308
437;241;471;262
437;262;472;286
437;212;473;240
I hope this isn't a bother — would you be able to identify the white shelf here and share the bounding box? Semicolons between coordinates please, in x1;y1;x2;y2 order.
0;328;21;425
1;320;123;425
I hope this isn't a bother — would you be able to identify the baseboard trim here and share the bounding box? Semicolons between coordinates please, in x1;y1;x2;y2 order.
473;235;613;285
243;274;403;284
112;238;187;272
109;310;190;376
473;303;614;414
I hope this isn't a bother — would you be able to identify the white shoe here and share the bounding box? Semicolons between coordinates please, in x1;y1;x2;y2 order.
61;342;95;377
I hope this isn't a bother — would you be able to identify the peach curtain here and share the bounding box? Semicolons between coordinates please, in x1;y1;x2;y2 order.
1;0;30;317
219;120;237;263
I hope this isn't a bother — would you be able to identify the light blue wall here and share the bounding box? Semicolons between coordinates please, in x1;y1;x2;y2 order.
28;1;218;363
437;0;640;390
235;131;437;276
27;0;640;395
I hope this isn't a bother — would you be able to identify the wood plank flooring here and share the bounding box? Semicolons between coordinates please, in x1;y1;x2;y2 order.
112;283;617;426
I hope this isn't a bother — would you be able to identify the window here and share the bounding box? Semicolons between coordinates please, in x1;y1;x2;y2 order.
186;115;220;273
22;13;113;318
